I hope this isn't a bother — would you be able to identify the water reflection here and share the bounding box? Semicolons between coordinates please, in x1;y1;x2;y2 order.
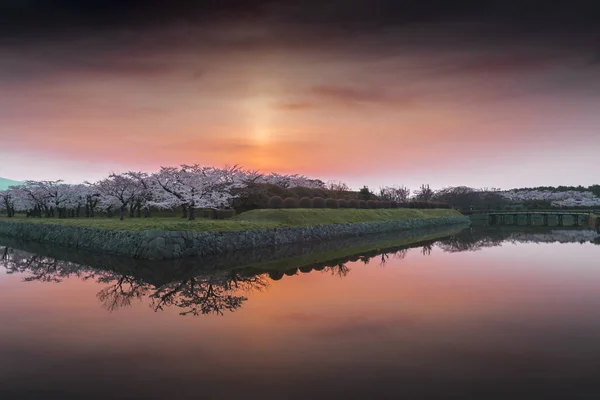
2;226;598;316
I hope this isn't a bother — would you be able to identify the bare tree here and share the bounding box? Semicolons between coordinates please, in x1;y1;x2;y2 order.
413;184;434;202
379;185;411;202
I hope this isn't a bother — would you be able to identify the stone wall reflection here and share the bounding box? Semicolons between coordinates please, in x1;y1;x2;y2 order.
1;226;598;316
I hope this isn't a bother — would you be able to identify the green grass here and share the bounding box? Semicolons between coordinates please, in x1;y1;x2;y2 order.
233;208;461;225
0;208;463;232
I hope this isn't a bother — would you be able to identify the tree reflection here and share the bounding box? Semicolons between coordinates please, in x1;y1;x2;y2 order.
0;246;267;316
150;271;268;316
96;275;149;312
1;226;598;316
437;227;600;252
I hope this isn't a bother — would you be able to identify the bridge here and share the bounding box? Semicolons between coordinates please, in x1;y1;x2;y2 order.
483;211;597;227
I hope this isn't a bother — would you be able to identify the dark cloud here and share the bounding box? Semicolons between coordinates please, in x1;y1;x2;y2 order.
1;0;599;97
0;0;272;37
2;1;599;40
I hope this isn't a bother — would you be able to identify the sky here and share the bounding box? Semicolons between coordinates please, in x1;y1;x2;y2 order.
1;0;599;191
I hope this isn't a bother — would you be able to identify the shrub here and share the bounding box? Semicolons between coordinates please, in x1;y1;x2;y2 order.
298;197;313;208
268;271;284;281
430;201;451;209
367;200;377;209
338;199;349;208
349;199;360;208
283;197;298;208
390;201;398;208
359;200;368;209
215;209;236;219
290;186;327;199
325;198;340;209
374;201;382;209
261;183;295;198
381;201;391;208
312;197;326;208
359;186;372;200
268;196;284;209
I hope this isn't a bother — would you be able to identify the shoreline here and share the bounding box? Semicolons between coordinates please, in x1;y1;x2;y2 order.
0;224;470;282
0;215;471;260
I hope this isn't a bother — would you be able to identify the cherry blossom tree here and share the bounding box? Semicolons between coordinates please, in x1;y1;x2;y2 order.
501;189;600;208
124;171;153;218
92;173;145;220
151;165;246;220
0;190;15;217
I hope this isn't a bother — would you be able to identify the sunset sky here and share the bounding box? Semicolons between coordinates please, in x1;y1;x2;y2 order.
1;1;599;191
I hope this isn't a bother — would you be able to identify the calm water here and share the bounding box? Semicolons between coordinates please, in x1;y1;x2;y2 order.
1;226;600;399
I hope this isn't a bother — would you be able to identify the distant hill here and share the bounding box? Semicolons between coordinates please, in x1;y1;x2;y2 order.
0;177;24;190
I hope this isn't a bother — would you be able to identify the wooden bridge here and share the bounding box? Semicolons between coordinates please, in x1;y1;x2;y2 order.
485;211;597;227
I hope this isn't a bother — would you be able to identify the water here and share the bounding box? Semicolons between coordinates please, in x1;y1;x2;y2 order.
1;226;600;399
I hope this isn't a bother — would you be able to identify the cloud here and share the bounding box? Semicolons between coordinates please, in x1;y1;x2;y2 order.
309;85;416;108
273;101;317;110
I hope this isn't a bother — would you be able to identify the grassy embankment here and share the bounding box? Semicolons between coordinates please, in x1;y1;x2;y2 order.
0;208;463;232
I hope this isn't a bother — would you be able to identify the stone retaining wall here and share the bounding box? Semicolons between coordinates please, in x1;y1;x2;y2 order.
0;216;470;260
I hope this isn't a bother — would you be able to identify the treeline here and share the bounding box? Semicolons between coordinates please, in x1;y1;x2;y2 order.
512;185;600;197
266;196;450;209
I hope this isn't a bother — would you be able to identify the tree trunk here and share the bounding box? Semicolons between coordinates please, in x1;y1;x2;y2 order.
181;205;188;219
144;207;150;218
188;207;196;221
136;204;141;218
129;205;134;218
120;207;125;221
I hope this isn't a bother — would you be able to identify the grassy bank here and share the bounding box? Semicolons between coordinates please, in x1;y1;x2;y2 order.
0;208;462;232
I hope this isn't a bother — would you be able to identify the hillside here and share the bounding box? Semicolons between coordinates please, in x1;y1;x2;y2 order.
0;177;24;190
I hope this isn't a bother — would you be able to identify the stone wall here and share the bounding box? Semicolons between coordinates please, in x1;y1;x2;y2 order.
0;216;470;260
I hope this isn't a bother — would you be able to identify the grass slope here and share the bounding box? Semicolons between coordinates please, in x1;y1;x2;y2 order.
236;208;461;226
0;208;463;232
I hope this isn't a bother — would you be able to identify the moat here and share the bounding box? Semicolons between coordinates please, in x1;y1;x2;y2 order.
1;226;599;399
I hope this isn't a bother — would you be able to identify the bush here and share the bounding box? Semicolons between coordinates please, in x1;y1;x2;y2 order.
215;209;236;219
289;186;328;199
348;199;360;208
398;201;451;209
268;271;284;281
381;201;391;208
338;199;349;208
312;197;326;208
282;197;298;208
298;197;313;208
261;183;295;198
359;200;368;209
374;201;382;209
268;196;284;209
367;200;377;209
325;198;339;209
390;201;398;208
